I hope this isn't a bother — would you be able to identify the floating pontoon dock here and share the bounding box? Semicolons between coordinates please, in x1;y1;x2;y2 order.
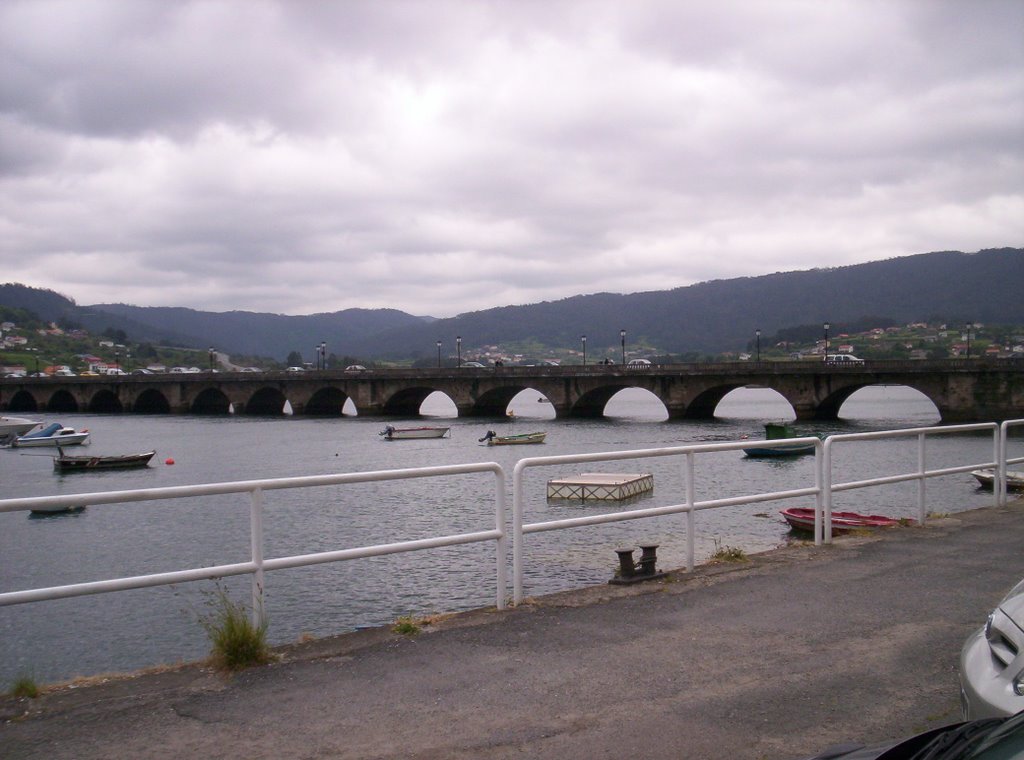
546;472;654;501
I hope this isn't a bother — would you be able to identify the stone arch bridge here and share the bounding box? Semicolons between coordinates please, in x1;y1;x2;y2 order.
1;360;1021;423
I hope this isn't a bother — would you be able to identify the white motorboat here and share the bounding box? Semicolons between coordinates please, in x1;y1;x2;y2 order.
12;422;90;448
970;468;1024;492
0;415;41;438
379;425;450;440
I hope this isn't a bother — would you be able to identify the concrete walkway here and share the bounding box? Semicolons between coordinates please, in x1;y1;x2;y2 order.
3;501;1022;760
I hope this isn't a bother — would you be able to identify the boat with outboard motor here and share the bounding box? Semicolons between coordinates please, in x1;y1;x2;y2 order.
478;430;547;445
379;425;450;440
12;422;90;448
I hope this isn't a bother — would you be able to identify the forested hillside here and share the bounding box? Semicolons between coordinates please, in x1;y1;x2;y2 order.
2;247;1020;360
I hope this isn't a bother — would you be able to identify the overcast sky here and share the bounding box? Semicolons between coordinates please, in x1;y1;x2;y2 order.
1;1;1022;318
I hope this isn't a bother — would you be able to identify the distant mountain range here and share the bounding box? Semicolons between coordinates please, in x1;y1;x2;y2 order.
2;247;1021;361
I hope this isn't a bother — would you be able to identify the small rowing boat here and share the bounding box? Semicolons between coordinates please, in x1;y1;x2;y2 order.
379;425;450;440
970;468;1024;492
781;507;903;534
743;423;817;458
54;450;156;472
479;430;547;445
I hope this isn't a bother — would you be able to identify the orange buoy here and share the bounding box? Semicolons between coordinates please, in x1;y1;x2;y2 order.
165;457;175;465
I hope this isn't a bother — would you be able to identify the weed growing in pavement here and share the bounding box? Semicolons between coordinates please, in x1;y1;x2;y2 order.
9;674;40;698
392;616;422;636
199;587;272;671
709;538;749;563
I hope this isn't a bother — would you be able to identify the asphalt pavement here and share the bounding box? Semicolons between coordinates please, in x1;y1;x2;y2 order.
2;499;1023;760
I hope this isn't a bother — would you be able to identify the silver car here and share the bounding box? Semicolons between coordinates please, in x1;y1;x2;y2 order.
960;577;1024;719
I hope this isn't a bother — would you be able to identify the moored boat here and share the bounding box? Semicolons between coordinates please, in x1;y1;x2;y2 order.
379;425;450;440
54;450;156;472
0;415;41;438
970;468;1024;492
743;423;817;457
479;430;547;445
781;507;904;534
12;422;90;448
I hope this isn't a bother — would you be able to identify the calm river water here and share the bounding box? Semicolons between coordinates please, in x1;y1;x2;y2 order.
0;386;1012;685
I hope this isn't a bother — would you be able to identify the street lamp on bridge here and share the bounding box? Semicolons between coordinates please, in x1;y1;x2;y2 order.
436;340;442;368
320;341;327;370
755;329;761;362
620;329;626;365
581;335;587;366
114;350;120;372
456;335;462;368
965;324;973;358
822;322;830;363
209;347;215;372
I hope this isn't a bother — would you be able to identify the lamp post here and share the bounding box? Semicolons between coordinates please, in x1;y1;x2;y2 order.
320;341;326;370
581;335;587;366
126;349;132;373
209;347;215;372
755;329;761;362
965;323;972;359
822;322;830;363
620;329;626;365
456;335;462;367
436;340;442;368
115;350;120;372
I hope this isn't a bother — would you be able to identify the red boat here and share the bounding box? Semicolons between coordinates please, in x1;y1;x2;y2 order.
781;507;903;534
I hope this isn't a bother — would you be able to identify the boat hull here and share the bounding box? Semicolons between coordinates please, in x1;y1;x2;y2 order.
485;432;546;445
54;451;156;471
971;469;1024;492
781;507;903;534
14;432;90;448
380;427;450;440
0;416;41;437
743;443;815;457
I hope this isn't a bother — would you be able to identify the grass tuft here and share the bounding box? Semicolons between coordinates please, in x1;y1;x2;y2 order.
199;589;272;671
9;674;40;699
709;538;749;563
392;616;422;636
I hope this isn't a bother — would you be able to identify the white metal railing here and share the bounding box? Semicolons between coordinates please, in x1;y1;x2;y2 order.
1;420;1020;630
822;423;1000;542
511;438;823;605
1001;420;1024;506
0;462;508;623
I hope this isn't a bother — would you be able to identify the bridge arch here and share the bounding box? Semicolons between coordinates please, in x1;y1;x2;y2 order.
244;387;288;416
45;389;79;413
134;388;171;414
191;388;231;415
680;383;748;419
5;390;39;412
88;389;123;413
472;384;537;417
305;386;351;416
382;385;446;417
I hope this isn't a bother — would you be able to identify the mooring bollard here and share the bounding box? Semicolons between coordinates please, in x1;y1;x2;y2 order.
615;547;636;579
610;544;666;585
637;543;659;576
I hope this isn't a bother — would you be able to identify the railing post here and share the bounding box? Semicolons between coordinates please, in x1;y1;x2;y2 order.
494;468;507;609
685;451;695;571
997;424;1006;507
814;442;823;546
250;487;266;626
822;438;831;545
917;432;927;525
512;463;525;606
